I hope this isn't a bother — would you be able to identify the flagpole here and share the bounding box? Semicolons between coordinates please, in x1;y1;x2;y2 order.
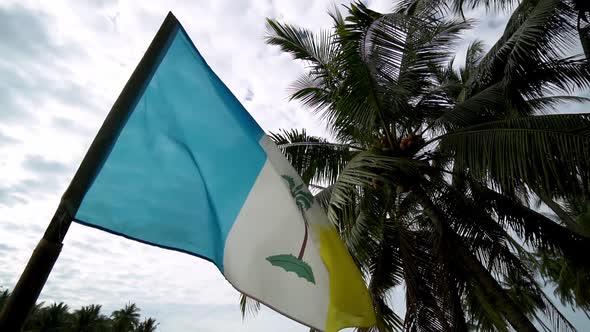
0;12;179;331
0;206;71;330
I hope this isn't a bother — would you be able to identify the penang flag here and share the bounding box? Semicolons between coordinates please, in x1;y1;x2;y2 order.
60;12;375;331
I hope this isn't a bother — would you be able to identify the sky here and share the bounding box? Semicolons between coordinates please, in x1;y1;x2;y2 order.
0;0;588;331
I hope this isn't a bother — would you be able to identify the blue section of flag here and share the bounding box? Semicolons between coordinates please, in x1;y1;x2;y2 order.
75;24;266;268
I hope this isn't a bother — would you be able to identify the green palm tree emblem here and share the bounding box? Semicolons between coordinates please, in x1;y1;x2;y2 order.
282;175;315;210
266;175;316;284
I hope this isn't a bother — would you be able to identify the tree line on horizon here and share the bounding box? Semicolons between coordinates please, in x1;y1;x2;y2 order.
0;288;158;332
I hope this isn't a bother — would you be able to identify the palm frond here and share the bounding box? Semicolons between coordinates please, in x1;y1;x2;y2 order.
269;129;355;185
538;249;590;313
526;95;590;113
512;57;590;105
370;295;405;332
433;82;506;131
314;185;333;212
328;151;422;221
239;293;261;319
401;225;467;331
395;0;452;17
438;114;590;197
265;19;338;68
471;0;581;109
471;184;590;267
362;12;473;125
461;40;485;85
464;273;511;332
288;73;332;111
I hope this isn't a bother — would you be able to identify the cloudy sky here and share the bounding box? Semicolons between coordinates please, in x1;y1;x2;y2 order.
0;0;588;331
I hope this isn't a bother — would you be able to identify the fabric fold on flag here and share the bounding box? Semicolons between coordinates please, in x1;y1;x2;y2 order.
65;12;376;332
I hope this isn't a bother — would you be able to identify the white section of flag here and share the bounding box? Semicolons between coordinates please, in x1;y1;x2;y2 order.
223;135;330;330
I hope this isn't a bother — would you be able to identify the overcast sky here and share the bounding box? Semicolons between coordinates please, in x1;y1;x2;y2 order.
0;0;588;331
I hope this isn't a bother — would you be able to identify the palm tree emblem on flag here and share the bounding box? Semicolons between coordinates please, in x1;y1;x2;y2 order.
265;175;316;284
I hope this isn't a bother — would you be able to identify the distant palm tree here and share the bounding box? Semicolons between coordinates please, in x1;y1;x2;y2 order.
70;304;109;332
111;303;140;332
27;302;70;332
22;301;46;332
2;292;157;332
135;318;158;332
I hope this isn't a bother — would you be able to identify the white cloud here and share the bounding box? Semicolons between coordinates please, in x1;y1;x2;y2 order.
0;1;588;331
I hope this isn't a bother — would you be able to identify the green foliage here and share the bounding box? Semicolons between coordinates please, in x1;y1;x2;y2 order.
70;305;109;332
438;114;590;197
135;318;158;332
111;303;140;332
539;250;590;314
0;290;158;332
29;303;71;332
271;129;355;186
239;293;261;320
536;195;590;317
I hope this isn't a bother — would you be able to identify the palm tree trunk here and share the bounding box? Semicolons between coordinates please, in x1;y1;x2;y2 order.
415;189;538;332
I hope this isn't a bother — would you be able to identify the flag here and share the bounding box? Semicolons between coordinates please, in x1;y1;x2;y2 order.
62;12;376;331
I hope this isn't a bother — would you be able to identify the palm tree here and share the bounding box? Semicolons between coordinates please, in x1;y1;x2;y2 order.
26;302;71;332
21;301;46;332
135;318;158;332
69;304;109;332
398;0;590;59
2;293;155;332
242;2;590;331
111;303;140;332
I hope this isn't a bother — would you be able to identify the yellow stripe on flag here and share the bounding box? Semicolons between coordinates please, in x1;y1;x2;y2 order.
316;225;377;331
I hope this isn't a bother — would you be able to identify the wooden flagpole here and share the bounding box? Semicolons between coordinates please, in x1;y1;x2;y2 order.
0;206;71;330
